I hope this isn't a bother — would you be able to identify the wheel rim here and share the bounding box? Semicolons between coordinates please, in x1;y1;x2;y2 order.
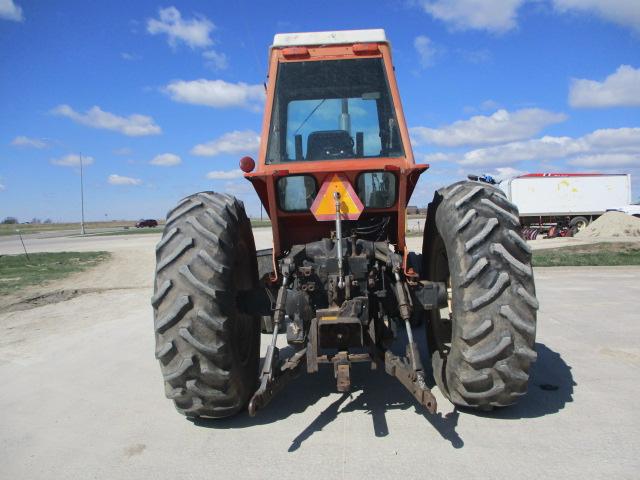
446;278;453;315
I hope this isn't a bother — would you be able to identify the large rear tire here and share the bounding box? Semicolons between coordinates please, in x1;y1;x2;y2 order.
152;192;260;418
424;181;538;409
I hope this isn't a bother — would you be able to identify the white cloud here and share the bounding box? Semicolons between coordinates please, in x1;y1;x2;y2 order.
418;0;525;33
108;174;142;186
583;127;640;150
191;130;260;157
414;35;437;68
223;181;253;196
568;153;640;167
147;6;214;49
164;79;264;110
417;0;640;34
411;108;567;147
461;136;581;166
0;182;5;191
51;154;95;167
491;166;527;181
121;52;140;61
569;65;640;108
459;48;492;64
11;135;48;149
114;147;133;156
552;0;640;33
463;99;501;114
419;152;459;163
479;99;501;111
206;169;245;180
458;126;640;166
150;153;182;166
203;49;228;70
0;0;23;22
52;104;161;137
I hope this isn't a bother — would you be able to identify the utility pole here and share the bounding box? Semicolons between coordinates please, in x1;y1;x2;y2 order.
79;152;86;235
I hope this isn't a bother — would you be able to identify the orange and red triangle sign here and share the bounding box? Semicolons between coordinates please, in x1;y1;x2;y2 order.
310;173;364;221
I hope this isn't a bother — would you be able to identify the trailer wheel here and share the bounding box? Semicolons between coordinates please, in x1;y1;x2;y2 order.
152;192;260;418
423;181;538;409
569;216;589;235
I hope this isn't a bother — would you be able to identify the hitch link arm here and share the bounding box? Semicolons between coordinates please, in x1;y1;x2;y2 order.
385;269;437;414
334;191;345;289
248;273;287;416
248;272;306;416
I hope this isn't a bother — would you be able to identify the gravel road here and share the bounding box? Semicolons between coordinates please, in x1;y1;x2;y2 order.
0;230;638;479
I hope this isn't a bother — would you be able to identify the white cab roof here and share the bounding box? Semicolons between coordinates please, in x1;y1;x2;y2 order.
273;29;387;48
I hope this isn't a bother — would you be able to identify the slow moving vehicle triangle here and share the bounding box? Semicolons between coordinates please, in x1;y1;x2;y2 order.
310;173;364;221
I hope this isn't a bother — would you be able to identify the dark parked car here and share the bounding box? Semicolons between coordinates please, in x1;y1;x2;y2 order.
136;219;158;228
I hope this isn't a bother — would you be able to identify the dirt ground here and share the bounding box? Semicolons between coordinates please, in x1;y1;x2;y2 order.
1;229;639;479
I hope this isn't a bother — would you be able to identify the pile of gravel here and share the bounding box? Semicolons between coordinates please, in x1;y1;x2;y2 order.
576;211;640;239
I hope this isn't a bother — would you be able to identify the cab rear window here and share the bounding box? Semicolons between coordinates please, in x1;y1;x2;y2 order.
266;58;404;163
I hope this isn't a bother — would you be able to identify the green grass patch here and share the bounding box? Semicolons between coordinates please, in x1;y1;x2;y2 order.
533;242;640;267
0;251;110;296
250;220;272;228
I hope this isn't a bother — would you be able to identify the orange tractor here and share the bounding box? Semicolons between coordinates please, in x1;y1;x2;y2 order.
152;29;538;419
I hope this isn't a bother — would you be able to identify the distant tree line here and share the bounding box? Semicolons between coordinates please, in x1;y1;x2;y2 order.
2;217;53;224
406;206;428;215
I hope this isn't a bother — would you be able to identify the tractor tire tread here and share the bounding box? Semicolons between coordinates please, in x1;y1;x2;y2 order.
152;191;260;419
427;181;538;408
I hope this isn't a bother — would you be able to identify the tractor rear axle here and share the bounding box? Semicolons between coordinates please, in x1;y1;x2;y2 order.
246;235;443;416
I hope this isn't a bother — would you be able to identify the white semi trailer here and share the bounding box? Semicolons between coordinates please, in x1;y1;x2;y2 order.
498;173;632;237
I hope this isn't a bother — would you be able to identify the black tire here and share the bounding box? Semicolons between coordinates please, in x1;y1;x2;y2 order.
152;192;260;418
569;216;589;235
423;181;538;409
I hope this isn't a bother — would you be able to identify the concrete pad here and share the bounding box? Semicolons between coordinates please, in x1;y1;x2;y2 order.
0;231;638;479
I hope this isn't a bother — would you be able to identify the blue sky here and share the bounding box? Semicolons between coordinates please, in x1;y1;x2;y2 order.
1;0;639;222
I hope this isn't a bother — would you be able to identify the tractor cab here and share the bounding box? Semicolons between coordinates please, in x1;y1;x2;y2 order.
244;29;428;257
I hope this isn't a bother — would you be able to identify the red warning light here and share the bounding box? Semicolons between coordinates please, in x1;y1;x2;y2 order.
239;156;255;173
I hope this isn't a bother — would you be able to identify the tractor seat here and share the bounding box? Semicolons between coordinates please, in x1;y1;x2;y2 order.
306;130;354;160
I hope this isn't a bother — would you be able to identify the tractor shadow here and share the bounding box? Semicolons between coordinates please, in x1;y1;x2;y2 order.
192;326;463;447
191;330;573;450
193;360;464;450
285;365;465;451
464;342;576;420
